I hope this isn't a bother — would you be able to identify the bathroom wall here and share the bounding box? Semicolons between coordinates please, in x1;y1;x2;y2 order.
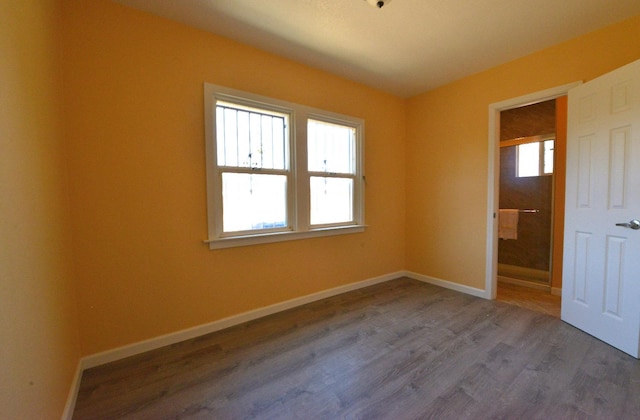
498;100;556;275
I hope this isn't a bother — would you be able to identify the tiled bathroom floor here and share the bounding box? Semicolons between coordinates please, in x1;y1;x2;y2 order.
497;282;561;318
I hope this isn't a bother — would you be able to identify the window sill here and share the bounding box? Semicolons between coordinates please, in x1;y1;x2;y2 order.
204;225;367;250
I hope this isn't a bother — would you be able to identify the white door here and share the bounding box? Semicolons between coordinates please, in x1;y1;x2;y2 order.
562;59;640;358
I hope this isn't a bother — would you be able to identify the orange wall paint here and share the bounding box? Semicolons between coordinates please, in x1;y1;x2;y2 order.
4;2;638;414
0;0;81;417
62;0;406;355
406;16;640;289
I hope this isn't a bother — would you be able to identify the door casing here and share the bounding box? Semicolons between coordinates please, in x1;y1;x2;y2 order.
485;82;582;299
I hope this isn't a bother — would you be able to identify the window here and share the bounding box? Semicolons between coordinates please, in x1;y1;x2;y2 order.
216;102;290;233
308;119;357;226
204;84;365;249
516;138;554;177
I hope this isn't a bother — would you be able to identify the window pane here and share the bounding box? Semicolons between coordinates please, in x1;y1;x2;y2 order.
216;104;287;170
517;142;540;177
222;173;287;232
217;107;238;167
543;140;554;174
308;119;355;174
310;177;353;225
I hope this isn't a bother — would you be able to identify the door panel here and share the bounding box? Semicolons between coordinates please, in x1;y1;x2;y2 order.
562;59;640;358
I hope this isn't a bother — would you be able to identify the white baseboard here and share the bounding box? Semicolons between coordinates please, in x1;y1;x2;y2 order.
81;271;405;370
66;269;487;417
406;271;488;299
61;360;83;420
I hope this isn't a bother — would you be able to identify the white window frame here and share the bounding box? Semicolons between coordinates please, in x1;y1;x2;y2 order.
204;83;365;249
516;138;555;178
500;134;555;178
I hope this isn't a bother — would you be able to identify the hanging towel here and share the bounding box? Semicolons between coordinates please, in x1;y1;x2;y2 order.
498;209;519;240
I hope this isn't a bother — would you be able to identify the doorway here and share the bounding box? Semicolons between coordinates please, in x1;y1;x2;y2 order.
485;82;580;301
497;100;555;291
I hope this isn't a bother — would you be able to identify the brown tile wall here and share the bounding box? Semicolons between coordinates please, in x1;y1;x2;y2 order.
498;100;555;272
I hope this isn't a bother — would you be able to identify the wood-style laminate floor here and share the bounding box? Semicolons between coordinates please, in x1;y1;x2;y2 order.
73;278;640;419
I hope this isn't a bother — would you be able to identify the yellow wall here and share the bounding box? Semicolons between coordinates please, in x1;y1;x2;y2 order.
0;0;81;417
62;0;406;356
406;16;640;289
3;1;639;415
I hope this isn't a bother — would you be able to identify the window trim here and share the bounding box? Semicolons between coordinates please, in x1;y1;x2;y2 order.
204;83;365;249
499;133;554;149
307;114;362;228
500;134;555;178
213;99;293;238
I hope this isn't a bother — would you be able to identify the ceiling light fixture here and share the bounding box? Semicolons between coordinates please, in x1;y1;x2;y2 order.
364;0;392;9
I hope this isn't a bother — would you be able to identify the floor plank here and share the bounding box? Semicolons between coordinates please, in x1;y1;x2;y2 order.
73;278;639;419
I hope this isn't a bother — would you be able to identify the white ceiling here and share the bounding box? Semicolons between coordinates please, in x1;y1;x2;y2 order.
113;0;640;98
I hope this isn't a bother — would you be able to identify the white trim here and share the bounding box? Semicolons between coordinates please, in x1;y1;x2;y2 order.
80;269;494;370
66;269;495;416
64;269;494;415
61;360;83;420
204;83;365;249
486;102;500;300
406;271;487;298
81;271;404;369
206;225;366;249
485;82;582;301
